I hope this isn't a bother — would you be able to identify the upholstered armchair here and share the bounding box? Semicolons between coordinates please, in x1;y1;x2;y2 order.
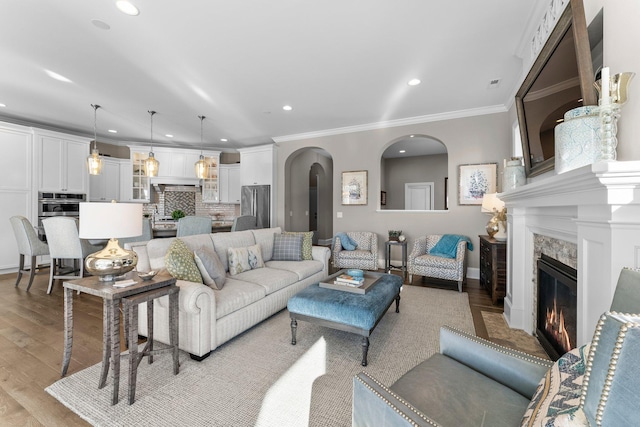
408;234;469;292
332;231;378;271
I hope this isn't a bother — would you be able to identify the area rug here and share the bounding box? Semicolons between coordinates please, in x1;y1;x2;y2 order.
481;311;548;359
47;285;475;427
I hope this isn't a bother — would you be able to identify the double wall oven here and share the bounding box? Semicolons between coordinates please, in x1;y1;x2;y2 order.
37;192;86;241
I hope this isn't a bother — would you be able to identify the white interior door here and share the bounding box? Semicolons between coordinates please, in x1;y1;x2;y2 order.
405;182;434;210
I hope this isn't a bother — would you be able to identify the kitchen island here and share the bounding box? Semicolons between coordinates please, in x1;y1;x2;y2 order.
152;221;233;238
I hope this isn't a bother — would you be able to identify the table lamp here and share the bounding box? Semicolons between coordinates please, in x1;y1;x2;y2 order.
79;201;143;281
481;193;507;241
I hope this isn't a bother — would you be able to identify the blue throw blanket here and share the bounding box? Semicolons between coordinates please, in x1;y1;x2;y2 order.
332;232;357;251
430;234;473;258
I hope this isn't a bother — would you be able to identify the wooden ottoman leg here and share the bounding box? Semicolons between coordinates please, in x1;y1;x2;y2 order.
361;337;369;367
290;318;297;345
395;294;401;313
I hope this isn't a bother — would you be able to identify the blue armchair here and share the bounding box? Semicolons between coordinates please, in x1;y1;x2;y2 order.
353;268;640;426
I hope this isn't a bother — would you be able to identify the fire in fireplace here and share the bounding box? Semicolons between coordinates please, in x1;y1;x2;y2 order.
536;254;577;360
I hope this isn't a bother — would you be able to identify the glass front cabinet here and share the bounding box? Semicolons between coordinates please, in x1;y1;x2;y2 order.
201;155;219;203
131;150;151;202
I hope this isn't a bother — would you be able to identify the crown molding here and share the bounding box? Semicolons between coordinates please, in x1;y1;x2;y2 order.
273;104;508;143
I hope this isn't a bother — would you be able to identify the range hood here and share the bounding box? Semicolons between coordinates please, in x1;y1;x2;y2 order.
151;176;201;192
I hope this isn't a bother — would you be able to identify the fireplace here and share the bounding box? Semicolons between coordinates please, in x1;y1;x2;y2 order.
536;254;577;360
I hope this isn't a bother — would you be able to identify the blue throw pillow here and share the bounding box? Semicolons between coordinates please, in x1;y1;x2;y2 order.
336;232;357;251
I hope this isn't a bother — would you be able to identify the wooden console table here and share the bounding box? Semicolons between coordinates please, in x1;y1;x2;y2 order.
62;272;178;405
479;235;507;305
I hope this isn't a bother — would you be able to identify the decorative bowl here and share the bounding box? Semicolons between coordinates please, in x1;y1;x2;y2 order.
346;269;364;278
138;271;157;281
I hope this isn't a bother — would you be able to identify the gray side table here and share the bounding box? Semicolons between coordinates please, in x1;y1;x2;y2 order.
62;272;177;405
385;240;407;280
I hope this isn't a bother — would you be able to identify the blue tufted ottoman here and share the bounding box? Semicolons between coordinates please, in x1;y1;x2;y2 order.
287;271;402;366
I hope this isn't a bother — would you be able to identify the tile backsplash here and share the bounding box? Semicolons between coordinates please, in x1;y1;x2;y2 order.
143;185;239;220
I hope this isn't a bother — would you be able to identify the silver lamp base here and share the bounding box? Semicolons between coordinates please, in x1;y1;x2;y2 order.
85;238;138;282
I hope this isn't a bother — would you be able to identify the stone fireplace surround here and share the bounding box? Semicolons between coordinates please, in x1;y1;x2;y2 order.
500;160;640;347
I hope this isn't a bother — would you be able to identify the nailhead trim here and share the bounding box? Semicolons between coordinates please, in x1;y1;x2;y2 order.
579;311;640;427
444;327;553;367
357;372;439;426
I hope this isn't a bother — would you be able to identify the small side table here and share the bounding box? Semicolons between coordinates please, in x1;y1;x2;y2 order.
385;240;408;280
62;272;177;405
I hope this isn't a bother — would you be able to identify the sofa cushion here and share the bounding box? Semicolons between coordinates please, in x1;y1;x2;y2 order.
251;227;281;262
228;244;264;275
272;234;303;261
413;254;459;270
283;231;313;260
232;267;298;295
211;230;256;271
265;260;324;281
194;245;226;290
391;353;530;427
164;239;203;283
213;278;266;319
520;345;588;426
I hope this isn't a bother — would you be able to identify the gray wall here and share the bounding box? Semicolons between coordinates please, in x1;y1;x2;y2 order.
276;111;512;271
382;153;448;210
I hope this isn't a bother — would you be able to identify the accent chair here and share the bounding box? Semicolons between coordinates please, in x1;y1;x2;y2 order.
332;231;378;271
408;234;469;292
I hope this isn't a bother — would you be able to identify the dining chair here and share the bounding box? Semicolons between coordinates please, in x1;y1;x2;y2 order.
119;218;153;246
231;215;257;232
176;216;212;237
42;217;105;294
10;216;50;291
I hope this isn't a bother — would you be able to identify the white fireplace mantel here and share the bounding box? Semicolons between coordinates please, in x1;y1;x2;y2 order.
499;160;640;346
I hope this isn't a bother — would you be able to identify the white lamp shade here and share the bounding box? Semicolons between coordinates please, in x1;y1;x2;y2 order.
79;202;143;239
481;193;505;213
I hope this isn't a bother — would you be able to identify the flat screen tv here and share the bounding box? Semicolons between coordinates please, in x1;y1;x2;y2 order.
515;0;597;177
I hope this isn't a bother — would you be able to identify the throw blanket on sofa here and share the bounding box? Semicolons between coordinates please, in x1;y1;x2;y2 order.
430;234;473;258
332;232;357;251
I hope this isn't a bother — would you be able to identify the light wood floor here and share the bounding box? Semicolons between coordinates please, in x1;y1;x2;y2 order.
0;268;503;426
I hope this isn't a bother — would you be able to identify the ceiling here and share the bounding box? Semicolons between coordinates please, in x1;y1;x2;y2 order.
0;1;546;152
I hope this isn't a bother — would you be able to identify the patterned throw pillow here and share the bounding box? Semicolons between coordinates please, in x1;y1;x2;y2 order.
283;231;313;260
520;345;589;427
194;245;227;290
227;244;264;275
272;234;303;261
164;238;203;283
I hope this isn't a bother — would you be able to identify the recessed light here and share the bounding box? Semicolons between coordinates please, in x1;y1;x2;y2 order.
116;1;140;16
0;103;6;108
108;129;118;133
399;150;406;153
44;69;72;83
165;134;174;138
283;105;293;111
220;138;228;142
407;79;421;86
91;19;111;30
409;135;414;137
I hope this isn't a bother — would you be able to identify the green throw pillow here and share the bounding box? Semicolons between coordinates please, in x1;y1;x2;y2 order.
284;231;313;260
164;238;203;283
228;244;264;275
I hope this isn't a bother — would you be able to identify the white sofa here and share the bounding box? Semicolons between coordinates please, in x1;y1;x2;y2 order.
128;227;331;360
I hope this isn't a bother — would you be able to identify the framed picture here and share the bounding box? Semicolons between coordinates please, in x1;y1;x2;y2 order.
458;163;497;205
380;191;387;206
341;170;368;205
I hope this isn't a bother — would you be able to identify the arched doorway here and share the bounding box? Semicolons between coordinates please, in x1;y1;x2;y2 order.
284;148;333;244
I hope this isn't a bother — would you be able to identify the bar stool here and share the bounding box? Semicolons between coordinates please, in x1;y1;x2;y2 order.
122;284;180;404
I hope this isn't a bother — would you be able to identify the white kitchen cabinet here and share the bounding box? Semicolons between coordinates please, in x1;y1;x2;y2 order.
37;132;90;193
89;158;121;202
238;144;276;187
129;149;151;202
201;155;220;203
219;164;241;204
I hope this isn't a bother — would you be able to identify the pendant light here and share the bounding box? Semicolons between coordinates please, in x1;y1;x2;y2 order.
194;115;209;179
144;110;159;177
87;104;103;175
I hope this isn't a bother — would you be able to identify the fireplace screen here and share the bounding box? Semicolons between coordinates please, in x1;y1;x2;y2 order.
536;254;577;360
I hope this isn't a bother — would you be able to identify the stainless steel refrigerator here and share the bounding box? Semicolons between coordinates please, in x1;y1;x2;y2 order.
241;185;270;229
